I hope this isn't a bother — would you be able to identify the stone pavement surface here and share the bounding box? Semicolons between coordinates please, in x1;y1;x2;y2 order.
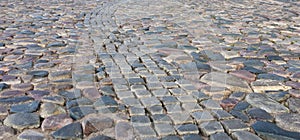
0;0;300;139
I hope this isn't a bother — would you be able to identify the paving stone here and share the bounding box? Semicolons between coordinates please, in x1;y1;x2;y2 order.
0;90;24;98
176;95;197;103
146;105;164;115
27;70;49;78
134;90;152;98
129;106;145;116
40;102;66;118
147;82;163;90
0;125;15;139
99;86;116;96
251;80;291;93
69;106;96;120
94;96;118;108
116;91;135;99
161;135;182;140
163;82;179;89
229;110;250;122
0;96;34;105
200;72;252;93
59;90;81;100
232;131;262;140
83;88;101;101
245;93;289;114
115;122;134;140
122;97;142;107
182;102;203;112
291;72;300;82
66;97;93;108
275;113;300;133
49;70;71;80
247;108;273;121
175;124;199;135
191;91;210;101
10;100;39;113
165;103;183;113
27;90;50;100
131;115;151;126
52;122;83;139
160;96;179;105
169;112;194;125
42;95;65;105
182;134;203;140
257;73;288;81
200;99;222;110
232;101;250;111
131;85;147;91
252;121;300;140
154;123;176;136
221;119;250;134
266;91;290;102
209;132;232;140
82;117;114;135
287;98;300;113
133;126;156;137
4;113;40;130
0;83;9;92
286;81;300;89
169;88;187;95
18;130;45;140
89;135;114;140
151;114;172;124
128;78;145;85
73;73;94;82
191;111;215;123
41;114;73;131
220;98;239;110
11;83;33;91
201;86;230;97
140;97;161;107
229;92;246;101
96;106;119;113
47;42;66;48
211;110;234;120
0;105;7;116
199;121;224;136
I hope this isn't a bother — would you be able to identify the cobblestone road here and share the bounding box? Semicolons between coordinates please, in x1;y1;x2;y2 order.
0;0;300;139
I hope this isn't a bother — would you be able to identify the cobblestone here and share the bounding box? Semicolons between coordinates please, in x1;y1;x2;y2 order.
1;0;300;138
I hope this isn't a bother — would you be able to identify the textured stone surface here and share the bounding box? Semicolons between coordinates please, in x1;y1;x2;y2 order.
246;93;289;113
275;113;300;133
18;130;45;140
52;122;83;139
1;0;300;139
0;125;16;139
41;114;73;131
82;117;114;135
210;132;232;140
252;121;300;140
200;72;252;93
199;121;224;136
232;131;262;140
4;113;40;130
221;119;249;134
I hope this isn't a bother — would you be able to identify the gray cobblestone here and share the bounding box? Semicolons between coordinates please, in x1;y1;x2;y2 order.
221;119;250;134
169;112;194;125
133;126;157;137
199;121;224;136
154;123;176;136
175;124;199;135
